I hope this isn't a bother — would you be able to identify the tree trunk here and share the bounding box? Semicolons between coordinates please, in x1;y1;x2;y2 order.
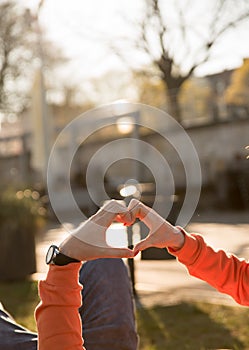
167;88;182;124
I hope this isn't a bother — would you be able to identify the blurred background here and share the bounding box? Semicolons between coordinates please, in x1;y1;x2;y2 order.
0;0;249;281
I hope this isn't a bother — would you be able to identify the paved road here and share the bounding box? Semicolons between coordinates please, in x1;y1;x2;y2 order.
34;210;249;307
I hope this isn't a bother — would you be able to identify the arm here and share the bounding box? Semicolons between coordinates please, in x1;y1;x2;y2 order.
35;200;135;350
130;199;249;306
169;230;249;306
35;263;84;350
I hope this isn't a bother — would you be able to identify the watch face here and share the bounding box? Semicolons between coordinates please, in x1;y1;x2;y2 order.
46;245;58;264
46;244;79;265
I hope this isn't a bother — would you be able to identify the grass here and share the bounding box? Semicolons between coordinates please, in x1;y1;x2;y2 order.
1;280;249;349
137;301;249;350
0;280;39;332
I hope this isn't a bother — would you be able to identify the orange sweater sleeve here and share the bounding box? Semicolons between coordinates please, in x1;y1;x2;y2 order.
168;230;249;306
35;263;85;350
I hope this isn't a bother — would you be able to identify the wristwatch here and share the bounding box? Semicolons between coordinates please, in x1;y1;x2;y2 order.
46;245;80;266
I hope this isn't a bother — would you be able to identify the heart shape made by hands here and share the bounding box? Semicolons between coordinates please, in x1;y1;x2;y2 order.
71;199;140;249
61;198;184;262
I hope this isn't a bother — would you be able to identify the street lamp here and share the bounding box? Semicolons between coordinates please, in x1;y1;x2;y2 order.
116;116;135;135
112;101;141;296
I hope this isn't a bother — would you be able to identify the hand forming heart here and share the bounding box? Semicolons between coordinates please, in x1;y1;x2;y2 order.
59;199;185;261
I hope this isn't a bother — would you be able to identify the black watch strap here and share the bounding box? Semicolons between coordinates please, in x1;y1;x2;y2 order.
53;252;80;266
46;245;80;266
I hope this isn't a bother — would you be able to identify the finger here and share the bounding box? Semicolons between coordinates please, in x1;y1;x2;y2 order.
102;199;127;214
96;200;129;227
133;237;152;253
112;199;138;226
115;213;132;225
127;198;140;211
126;199;141;224
128;199;149;222
103;247;136;259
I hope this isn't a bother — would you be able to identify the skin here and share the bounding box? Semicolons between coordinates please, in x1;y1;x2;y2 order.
59;200;135;261
127;199;185;253
59;199;185;261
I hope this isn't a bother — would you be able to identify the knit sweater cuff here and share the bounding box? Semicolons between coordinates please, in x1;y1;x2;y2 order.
45;262;83;288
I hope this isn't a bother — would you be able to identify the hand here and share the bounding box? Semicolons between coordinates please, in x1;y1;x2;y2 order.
126;199;185;253
59;200;135;261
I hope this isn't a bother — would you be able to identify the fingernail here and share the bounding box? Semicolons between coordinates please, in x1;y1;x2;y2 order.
134;250;139;256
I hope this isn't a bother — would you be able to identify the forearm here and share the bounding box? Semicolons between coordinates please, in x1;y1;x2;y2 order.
169;230;249;306
35;263;84;350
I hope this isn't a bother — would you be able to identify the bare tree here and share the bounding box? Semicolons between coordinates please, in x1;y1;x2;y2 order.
111;0;249;122
0;0;70;119
0;1;37;116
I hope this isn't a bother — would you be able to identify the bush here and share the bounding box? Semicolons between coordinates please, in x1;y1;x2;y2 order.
0;188;46;281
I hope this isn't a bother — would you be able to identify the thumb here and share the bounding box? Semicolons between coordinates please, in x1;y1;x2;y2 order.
133;237;152;253
104;247;135;259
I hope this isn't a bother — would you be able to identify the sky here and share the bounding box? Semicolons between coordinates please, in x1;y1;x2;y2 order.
26;0;146;80
24;0;249;84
